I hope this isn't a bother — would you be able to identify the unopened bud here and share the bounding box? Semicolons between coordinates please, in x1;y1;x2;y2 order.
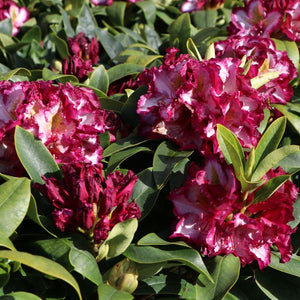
107;258;138;293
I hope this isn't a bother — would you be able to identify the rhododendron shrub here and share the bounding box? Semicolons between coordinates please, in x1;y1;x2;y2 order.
169;158;298;269
0;80;120;175
0;0;29;36
136;47;266;155
35;162;140;245
215;35;297;104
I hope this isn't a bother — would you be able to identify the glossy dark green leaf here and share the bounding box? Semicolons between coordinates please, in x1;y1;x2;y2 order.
99;97;123;113
130;168;159;220
124;244;212;282
0;250;82;300
255;267;300;300
107;63;145;84
0;18;12;36
21;26;41;43
191;10;218;28
107;145;153;173
98;218;138;260
0;178;31;238
289;195;300;229
106;1;126;26
14;126;61;184
42;68;79;83
251;145;300;181
253;175;290;204
196;254;240;300
89;65;109;93
121;85;147;127
169;13;191;52
153;141;193;190
60;6;75;37
97;283;133;300
253;117;286;172
135;0;156;25
76;4;98;37
50;30;69;59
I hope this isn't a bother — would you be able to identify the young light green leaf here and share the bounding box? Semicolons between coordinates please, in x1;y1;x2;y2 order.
0;250;82;300
97;218;138;261
251;145;300;181
253;175;290;204
153;141;193;190
251;71;280;89
253;116;286;172
187;38;202;61
0;68;31;81
124;244;213;283
196;254;240;300
205;43;215;60
0;235;16;251
14;126;61;184
0;178;31;238
244;148;255;180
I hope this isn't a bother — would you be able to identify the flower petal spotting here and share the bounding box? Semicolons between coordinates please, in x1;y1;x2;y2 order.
169;158;298;269
0;80;121;175
136;47;266;156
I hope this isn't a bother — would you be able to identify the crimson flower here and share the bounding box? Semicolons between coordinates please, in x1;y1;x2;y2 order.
169;158;298;269
136;47;266;156
35;163;140;244
0;80;119;175
215;35;297;104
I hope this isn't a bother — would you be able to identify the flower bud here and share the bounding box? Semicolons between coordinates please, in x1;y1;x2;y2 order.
107;258;138;293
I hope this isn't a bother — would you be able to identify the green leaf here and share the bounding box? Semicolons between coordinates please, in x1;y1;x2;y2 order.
42;68;79;83
130;168;159;220
269;252;300;278
0;250;82;300
255;268;300;300
21;26;41;43
107;145;153;173
97;283;133;300
60;6;75;37
253;117;286;172
0;235;15;251
272;38;299;70
106;1;126;26
50;30;69;59
76;4;98;37
121;85;147;127
272;102;300;134
187;38;202;61
253;175;290;204
98;218;138;261
169;13;191;52
123;244;213;283
14;126;61;184
0;18;12;36
0;292;42;299
191;10;218;28
107;63;145;84
99;97;123;113
138;233;190;248
251;145;300;181
153;141;193;190
289;195;300;229
31;236;102;286
0;178;31;238
89;65;109;93
251;71;280;89
196;254;240;300
0;68;31;81
135;0;156;25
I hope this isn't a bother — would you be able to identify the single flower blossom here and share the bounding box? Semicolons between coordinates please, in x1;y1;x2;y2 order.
169;158;298;269
136;47;266;156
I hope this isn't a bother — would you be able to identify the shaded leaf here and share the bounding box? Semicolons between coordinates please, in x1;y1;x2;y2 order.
106;1;126;27
269;252;300;278
14;126;61;184
0;250;82;300
135;0;156;25
107;63;145;84
0;291;42;299
89;65;109;93
97;283;133;300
